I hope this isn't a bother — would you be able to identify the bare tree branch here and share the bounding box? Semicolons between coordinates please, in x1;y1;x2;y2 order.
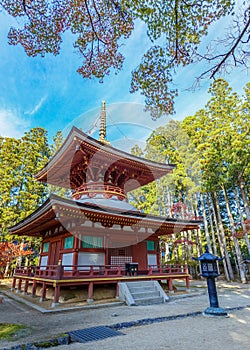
210;9;250;78
84;0;107;45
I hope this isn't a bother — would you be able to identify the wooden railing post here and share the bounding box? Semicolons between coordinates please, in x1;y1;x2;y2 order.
17;279;22;293
89;266;94;277
117;266;122;277
23;280;29;294
11;277;16;291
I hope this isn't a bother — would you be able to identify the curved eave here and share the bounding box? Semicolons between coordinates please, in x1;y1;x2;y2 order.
8;197;57;237
35;126;175;188
9;195;201;237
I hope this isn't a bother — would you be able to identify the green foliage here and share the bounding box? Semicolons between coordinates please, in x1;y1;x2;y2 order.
2;0;133;80
51;130;64;155
0;323;28;341
129;119;199;215
1;1;248;118
48;130;70;197
182;78;250;192
0;128;50;237
128;0;235;117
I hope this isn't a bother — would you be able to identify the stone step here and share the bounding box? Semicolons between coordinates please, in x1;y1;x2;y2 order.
127;286;156;293
118;281;169;306
133;296;164;305
131;291;160;299
126;281;154;288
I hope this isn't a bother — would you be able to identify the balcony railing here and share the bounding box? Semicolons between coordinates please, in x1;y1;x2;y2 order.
14;263;189;280
148;264;189;275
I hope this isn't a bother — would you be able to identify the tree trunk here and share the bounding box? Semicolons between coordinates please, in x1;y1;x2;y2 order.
200;192;212;252
210;193;230;281
196;228;203;257
207;195;218;255
181;231;186;260
4;262;10;277
239;180;250;219
187;230;194;260
234;187;250;255
213;191;234;281
194;193;203;255
222;185;247;283
166;187;173;218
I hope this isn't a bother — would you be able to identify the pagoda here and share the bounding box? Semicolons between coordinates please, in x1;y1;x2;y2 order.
9;102;201;305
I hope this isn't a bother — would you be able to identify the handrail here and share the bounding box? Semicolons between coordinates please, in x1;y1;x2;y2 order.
148;264;189;275
14;263;189;279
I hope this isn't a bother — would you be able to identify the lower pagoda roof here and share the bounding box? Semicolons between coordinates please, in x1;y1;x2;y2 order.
8;194;201;237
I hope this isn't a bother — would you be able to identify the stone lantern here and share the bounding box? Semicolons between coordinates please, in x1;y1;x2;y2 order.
193;246;228;316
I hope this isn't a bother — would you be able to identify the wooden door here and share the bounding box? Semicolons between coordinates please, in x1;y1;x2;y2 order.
48;240;61;265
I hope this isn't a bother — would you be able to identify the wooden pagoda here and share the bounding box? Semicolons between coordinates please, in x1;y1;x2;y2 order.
9;102;201;306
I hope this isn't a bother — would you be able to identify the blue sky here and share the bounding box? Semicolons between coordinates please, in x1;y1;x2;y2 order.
0;5;249;145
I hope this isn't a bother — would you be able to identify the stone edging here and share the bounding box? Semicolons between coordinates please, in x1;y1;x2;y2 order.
0;335;70;350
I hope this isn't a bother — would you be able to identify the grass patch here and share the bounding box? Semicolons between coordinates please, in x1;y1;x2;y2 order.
0;323;30;341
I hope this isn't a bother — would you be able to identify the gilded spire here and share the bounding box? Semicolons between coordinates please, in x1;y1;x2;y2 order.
98;100;110;145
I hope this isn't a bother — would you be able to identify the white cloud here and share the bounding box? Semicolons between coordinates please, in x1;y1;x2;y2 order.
25;95;47;116
0;108;30;138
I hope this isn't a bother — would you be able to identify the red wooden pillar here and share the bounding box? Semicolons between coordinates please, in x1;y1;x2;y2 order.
23;280;29;294
11;277;16;291
31;280;37;297
17;279;22;293
87;282;94;303
185;276;190;291
116;282;120;299
52;283;60;306
168;278;174;294
40;282;47;302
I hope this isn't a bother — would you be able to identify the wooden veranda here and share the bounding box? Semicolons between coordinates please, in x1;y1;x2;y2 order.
11;263;191;306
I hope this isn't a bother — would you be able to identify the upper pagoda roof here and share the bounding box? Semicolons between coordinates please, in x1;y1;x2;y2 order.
35;126;175;191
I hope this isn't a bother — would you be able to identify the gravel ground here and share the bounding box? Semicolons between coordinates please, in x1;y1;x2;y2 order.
1;279;250;350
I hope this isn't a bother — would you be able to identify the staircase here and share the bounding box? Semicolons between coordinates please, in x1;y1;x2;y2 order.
118;281;169;306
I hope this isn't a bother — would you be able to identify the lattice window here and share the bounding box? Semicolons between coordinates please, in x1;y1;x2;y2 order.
111;256;132;268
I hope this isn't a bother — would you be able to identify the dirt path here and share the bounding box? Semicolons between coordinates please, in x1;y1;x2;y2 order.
1;280;250;349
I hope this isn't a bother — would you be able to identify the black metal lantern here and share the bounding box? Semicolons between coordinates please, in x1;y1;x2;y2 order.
197;248;221;278
193;246;227;316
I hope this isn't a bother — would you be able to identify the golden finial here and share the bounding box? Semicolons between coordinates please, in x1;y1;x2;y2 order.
98;100;110;145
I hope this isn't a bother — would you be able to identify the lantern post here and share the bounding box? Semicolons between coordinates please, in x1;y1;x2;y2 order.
193;246;228;316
